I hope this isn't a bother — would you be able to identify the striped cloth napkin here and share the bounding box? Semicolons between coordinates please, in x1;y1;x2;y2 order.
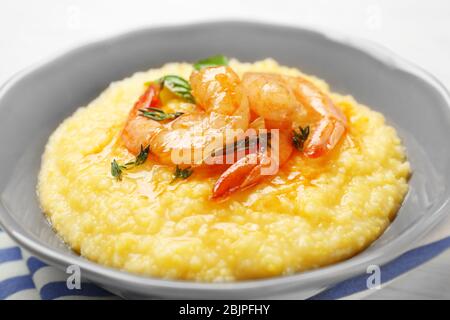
1;215;450;300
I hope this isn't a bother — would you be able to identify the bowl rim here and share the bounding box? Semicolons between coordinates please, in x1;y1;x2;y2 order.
1;20;450;295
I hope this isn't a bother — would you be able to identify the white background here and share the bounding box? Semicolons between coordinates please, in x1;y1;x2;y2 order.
2;0;450;86
1;0;449;299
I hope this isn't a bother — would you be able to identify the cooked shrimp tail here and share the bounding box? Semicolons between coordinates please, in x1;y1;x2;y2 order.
291;77;348;158
303;117;346;158
212;153;267;199
212;131;293;199
242;72;348;159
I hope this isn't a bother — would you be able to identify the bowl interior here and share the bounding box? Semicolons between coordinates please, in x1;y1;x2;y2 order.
0;22;449;296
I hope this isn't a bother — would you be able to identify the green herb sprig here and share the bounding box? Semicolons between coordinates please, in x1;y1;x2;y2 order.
111;145;150;181
111;159;127;181
139;107;184;121
210;132;272;158
158;75;195;103
292;126;310;151
194;55;229;70
172;165;193;182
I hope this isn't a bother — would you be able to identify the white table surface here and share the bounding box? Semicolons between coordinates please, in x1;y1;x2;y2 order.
1;0;449;300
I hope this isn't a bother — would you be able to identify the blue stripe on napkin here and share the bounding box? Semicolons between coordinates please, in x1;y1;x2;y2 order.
0;275;35;300
40;281;113;300
309;235;450;300
26;256;114;299
27;256;48;275
0;247;22;263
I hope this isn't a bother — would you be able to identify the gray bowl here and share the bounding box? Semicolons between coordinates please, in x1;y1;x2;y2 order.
0;21;449;299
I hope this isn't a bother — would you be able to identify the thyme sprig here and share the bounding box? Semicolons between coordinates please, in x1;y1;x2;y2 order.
139;107;184;121
111;145;150;181
111;160;127;181
172;165;193;183
292;126;310;151
210;132;272;158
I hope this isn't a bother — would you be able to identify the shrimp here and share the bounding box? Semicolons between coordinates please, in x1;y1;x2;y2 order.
122;66;346;198
190;66;244;116
242;72;347;158
121;83;163;156
121;67;249;166
212;72;347;198
240;73;305;125
150;103;249;165
212;130;293;199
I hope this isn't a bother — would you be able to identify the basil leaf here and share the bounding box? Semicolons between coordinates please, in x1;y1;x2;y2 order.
158;75;194;103
194;55;229;70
